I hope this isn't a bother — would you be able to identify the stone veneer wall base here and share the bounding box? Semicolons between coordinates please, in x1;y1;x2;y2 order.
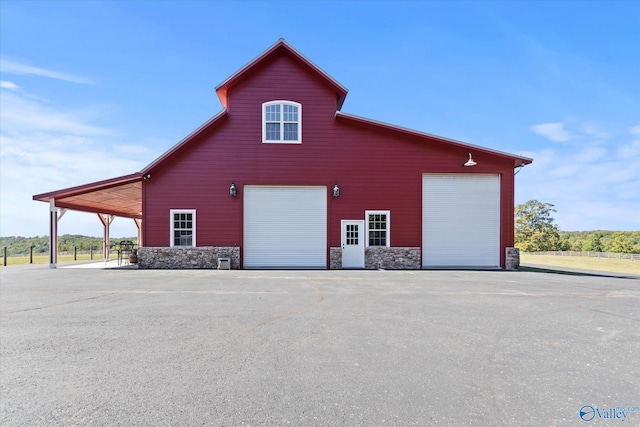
505;247;520;270
137;246;507;270
138;247;240;269
331;247;421;270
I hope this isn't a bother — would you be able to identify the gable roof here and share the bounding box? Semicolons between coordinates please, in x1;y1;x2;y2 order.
215;38;349;110
335;111;533;168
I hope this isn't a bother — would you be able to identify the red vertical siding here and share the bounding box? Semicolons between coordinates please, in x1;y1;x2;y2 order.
144;53;517;268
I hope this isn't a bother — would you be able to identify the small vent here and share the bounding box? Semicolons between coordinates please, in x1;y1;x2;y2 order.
217;257;231;270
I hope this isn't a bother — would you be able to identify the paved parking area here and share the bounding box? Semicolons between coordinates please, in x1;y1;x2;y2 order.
1;265;639;426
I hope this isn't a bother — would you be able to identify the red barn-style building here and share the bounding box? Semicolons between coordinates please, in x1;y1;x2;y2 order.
34;39;532;270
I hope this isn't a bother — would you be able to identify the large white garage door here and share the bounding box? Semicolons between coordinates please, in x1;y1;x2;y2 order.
244;186;327;268
422;174;500;268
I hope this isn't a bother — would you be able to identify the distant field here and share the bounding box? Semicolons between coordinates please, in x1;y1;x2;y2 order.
521;253;640;275
1;254;117;267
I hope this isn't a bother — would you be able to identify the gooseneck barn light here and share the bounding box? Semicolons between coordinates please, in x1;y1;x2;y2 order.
229;182;237;197
463;153;477;167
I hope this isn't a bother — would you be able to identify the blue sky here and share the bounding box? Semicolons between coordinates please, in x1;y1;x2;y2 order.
1;0;639;237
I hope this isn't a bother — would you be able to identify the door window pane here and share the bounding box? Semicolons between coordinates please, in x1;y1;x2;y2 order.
346;224;359;245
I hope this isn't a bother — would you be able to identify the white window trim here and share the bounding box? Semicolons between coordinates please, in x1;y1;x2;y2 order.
365;210;390;248
262;100;302;144
170;209;196;247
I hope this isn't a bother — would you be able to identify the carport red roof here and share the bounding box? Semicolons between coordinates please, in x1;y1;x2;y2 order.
32;173;143;218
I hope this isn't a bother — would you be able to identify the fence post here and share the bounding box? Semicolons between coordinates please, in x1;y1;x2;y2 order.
90;247;93;260
74;246;77;261
30;246;34;264
3;247;6;267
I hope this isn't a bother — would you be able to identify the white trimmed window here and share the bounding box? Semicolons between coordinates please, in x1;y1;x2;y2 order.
366;210;390;247
262;101;302;143
170;209;196;247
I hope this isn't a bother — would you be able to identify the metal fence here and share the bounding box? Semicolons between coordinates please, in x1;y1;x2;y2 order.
525;251;640;261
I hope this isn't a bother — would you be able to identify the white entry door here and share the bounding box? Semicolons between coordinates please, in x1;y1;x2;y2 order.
341;220;365;268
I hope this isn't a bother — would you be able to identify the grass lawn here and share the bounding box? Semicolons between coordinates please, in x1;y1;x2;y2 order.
1;253;117;267
521;253;640;275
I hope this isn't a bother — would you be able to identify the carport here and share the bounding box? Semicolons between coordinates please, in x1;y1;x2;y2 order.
32;173;144;268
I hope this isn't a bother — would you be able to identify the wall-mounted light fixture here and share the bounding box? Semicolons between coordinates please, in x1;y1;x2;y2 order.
463;153;477;167
333;184;340;198
143;173;151;180
229;182;237;197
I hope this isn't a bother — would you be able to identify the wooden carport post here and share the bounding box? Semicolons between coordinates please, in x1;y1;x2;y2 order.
133;218;143;247
48;199;67;269
98;213;115;263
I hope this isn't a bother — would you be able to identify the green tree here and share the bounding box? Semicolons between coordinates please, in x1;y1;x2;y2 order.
609;232;632;253
515;200;562;252
582;233;603;252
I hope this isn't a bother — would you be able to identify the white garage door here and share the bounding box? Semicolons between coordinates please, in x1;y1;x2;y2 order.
244;186;327;268
422;174;500;268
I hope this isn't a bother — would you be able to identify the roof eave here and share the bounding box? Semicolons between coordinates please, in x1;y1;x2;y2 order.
32;172;143;203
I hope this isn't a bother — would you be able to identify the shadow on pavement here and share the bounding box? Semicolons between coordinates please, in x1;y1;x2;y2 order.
520;264;640;280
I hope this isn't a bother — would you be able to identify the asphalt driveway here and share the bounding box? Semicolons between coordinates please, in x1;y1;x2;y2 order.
1;265;639;426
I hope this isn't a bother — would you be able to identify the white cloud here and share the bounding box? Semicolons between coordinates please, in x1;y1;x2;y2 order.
575;146;607;163
615;125;640;162
1;92;112;135
0;80;19;90
616;141;640;160
554;199;639;231
516;135;640;230
0;58;93;84
550;164;580;178
0;83;157;237
578;123;609;140
530;122;572;142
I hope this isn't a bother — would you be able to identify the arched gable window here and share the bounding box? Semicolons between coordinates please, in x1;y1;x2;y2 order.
262;101;302;143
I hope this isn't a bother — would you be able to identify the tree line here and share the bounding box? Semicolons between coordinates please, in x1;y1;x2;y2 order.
0;235;137;256
515;200;640;253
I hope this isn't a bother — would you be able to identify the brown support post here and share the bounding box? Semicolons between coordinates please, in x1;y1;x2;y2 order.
98;214;115;263
134;218;143;247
